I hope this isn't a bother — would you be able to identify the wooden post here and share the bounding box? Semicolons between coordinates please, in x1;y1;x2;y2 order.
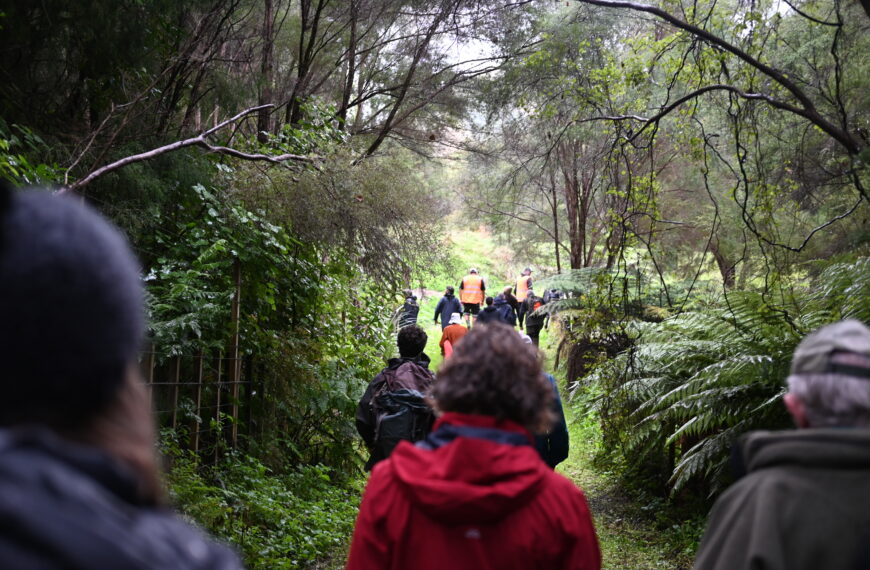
191;349;204;453
214;350;223;465
229;257;242;447
144;342;156;408
170;355;181;429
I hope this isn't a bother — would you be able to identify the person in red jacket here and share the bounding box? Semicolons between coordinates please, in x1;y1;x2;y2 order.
346;323;601;570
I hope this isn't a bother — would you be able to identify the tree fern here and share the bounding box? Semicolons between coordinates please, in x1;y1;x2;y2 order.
565;257;869;498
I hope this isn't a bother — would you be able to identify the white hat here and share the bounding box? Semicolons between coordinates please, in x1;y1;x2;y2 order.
448;313;462;325
518;333;533;344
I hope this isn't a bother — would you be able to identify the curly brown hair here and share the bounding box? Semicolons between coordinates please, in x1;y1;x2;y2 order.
431;322;555;433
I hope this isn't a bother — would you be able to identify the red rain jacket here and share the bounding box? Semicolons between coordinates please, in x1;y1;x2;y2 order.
346;412;601;570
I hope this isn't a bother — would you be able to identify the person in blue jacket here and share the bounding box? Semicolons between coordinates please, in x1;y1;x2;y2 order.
519;333;569;468
433;286;463;330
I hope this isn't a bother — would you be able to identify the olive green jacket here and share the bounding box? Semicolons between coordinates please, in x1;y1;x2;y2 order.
694;428;870;570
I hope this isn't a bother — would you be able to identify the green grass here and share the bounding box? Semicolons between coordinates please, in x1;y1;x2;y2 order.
558;397;698;569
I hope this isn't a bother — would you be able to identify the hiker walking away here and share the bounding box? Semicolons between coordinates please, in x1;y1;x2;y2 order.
0;186;241;569
439;313;468;356
475;296;501;325
694;320;870;570
356;325;435;471
523;289;546;346
542;288;562;330
493;290;517;327
518;333;569;468
459;268;486;328
346;323;601;570
515;267;533;328
396;288;419;329
433;286;463;330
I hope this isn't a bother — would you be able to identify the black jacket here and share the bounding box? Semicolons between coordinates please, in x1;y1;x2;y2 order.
475;305;502;324
0;428;241;570
433;294;462;329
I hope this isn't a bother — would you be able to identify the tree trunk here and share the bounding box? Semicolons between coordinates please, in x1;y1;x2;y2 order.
257;0;275;142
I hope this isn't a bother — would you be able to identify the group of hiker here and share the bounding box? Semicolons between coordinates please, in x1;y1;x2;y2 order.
5;183;870;569
427;267;555;348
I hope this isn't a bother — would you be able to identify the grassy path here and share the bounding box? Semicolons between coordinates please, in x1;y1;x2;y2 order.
559;404;695;569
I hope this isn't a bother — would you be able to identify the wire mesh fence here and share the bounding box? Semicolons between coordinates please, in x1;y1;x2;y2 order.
141;345;253;459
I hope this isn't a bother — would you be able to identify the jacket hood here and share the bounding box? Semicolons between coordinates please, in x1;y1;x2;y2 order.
492;297;508;307
739;428;870;474
0;428;240;569
388;412;547;525
481;305;498;313
387;352;431;370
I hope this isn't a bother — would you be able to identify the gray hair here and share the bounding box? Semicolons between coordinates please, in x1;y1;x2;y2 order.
786;373;870;427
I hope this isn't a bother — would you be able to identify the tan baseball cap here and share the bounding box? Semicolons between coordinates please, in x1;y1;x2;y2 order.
790;319;870;378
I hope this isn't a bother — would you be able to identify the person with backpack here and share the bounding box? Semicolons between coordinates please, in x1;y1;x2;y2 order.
346;323;601;570
524;289;547;346
433;286;463;330
475;296;501;325
493;293;517;327
356;325;435;470
395;289;419;330
0;186;241;569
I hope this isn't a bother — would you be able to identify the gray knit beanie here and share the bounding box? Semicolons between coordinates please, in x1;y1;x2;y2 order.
0;187;144;428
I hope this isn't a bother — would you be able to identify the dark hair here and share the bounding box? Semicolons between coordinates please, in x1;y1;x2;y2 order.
397;325;428;358
485;296;493;306
445;286;454;295
432;323;554;432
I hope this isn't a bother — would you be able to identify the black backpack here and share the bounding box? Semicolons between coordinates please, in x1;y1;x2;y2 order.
369;362;435;466
496;302;516;326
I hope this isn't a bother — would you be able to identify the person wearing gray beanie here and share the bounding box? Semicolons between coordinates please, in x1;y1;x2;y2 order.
0;185;241;569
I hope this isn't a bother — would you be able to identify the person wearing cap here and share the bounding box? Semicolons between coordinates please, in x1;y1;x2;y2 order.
0;187;241;568
694;319;870;570
434;285;463;330
459;268;486;328
515;267;533;328
439;313;468;356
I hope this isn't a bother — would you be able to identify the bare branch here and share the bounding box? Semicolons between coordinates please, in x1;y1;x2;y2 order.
62;105;314;193
575;0;863;155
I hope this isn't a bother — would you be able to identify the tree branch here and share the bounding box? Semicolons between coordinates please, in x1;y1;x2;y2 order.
62;105;314;193
574;0;863;155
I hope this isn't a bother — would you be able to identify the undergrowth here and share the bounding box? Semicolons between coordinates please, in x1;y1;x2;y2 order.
163;433;363;569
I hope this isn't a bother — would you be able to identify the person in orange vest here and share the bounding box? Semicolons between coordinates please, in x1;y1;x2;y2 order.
515;267;533;328
458;268;486;328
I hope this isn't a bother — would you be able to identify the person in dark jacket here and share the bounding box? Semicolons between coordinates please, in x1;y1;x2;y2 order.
492;293;517;327
475;296;501;324
695;320;870;570
523;289;547;346
347;323;600;570
0;186;240;569
433;286;463;330
356;325;435;470
395;289;419;329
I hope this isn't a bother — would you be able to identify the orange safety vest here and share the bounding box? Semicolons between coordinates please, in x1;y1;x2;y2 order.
516;275;531;301
460;274;484;304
